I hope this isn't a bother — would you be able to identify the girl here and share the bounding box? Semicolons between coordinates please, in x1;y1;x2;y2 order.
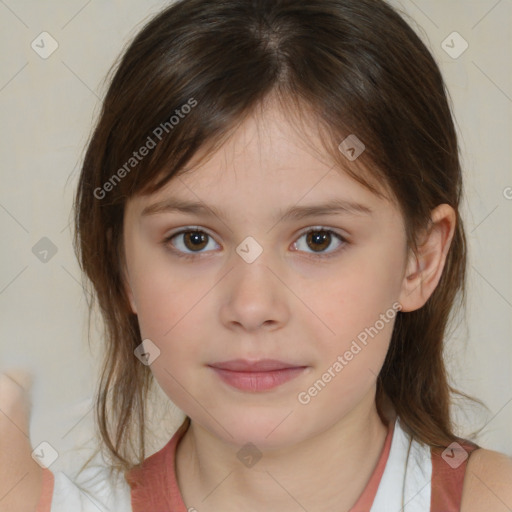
1;0;511;511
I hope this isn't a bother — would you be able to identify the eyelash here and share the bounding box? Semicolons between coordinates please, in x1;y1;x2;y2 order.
162;226;348;261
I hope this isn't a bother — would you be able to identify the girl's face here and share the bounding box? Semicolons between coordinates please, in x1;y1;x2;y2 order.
123;105;413;449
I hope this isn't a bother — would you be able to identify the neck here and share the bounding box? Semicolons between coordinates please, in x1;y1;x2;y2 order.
176;389;393;512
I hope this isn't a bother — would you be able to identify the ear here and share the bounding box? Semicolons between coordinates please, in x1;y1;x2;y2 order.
398;204;457;312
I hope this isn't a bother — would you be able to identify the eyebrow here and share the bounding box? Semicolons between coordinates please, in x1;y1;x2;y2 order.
141;196;373;221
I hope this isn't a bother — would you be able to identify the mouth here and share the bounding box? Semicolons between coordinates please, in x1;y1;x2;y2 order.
207;359;308;392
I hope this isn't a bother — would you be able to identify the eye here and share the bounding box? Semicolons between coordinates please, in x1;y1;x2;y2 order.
292;227;346;257
163;226;347;260
164;227;219;259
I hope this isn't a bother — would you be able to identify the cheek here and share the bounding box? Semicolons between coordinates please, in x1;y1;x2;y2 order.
314;254;401;337
303;246;402;381
135;279;207;346
130;259;217;378
127;242;201;338
298;270;397;413
135;280;208;410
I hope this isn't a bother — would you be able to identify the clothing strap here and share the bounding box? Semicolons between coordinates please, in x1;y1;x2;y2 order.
126;417;190;512
430;438;480;511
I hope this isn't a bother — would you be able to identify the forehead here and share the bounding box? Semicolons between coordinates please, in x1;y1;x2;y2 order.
126;104;395;220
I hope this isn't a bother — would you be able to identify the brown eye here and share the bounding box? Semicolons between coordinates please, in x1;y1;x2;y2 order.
293;228;346;256
306;230;332;252
165;229;219;257
182;231;209;251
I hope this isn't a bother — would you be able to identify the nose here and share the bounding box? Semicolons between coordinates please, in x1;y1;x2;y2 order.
219;251;290;333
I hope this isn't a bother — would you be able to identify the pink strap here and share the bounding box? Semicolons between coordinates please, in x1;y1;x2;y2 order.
126;417;190;512
348;420;395;511
35;467;55;512
430;438;479;511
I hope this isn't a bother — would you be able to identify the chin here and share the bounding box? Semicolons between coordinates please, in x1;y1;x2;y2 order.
198;408;311;452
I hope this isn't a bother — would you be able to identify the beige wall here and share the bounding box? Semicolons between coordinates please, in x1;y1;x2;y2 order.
0;0;510;475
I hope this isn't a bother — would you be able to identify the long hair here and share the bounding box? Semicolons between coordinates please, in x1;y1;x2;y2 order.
73;0;483;473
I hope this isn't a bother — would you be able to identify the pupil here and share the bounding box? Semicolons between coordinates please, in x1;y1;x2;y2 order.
308;231;330;252
186;231;207;250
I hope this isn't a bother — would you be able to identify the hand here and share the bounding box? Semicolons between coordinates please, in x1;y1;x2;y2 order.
0;369;43;512
0;369;33;423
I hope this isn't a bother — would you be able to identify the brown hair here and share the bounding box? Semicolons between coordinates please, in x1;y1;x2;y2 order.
74;0;484;473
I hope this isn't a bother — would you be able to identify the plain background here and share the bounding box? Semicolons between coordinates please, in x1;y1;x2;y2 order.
0;0;511;476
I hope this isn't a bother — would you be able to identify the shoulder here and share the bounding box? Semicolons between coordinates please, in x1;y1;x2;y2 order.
461;447;512;512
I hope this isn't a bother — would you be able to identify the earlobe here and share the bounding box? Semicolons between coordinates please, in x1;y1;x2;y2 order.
398;204;456;313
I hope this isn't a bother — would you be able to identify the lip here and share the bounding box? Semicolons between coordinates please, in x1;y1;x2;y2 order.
208;359;308;392
209;359;304;372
